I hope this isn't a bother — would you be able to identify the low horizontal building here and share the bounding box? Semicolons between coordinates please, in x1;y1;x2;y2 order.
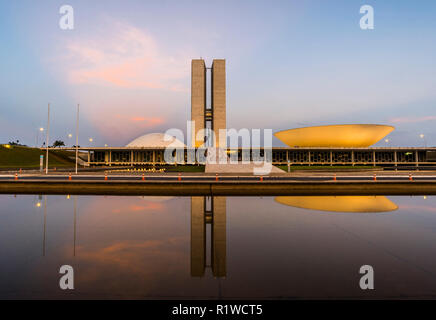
50;146;436;169
58;125;436;168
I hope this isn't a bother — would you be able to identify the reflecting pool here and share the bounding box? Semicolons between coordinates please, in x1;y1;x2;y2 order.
1;194;436;299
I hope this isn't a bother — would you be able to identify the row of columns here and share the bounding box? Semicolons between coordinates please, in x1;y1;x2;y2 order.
86;149;424;167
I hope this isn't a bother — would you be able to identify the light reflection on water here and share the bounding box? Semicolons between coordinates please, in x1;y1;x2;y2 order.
0;194;436;299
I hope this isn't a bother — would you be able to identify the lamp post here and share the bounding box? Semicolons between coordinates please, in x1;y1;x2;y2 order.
36;127;44;147
67;133;73;149
88;138;93;167
420;134;427;148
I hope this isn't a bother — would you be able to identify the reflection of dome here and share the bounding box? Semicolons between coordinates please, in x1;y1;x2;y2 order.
275;196;398;213
126;133;186;148
274;124;394;148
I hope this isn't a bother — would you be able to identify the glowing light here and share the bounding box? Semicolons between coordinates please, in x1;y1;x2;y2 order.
420;134;425;139
68;134;73;138
66;195;70;199
36;202;42;207
39;127;44;132
89;138;93;142
424;196;427;200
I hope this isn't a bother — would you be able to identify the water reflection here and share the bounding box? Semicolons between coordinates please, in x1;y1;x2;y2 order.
41;195;228;278
275;196;398;213
2;194;436;298
191;197;226;278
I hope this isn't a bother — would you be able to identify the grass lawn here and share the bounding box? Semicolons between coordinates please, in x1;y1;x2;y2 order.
0;145;75;169
276;165;380;171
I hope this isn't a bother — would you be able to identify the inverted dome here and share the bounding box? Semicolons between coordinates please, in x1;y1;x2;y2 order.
274;124;394;148
126;133;186;148
275;196;398;213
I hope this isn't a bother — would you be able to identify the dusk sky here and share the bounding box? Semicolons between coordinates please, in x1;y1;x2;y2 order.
1;0;435;147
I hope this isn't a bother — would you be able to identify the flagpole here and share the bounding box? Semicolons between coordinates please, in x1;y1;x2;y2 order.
75;104;79;174
45;103;50;174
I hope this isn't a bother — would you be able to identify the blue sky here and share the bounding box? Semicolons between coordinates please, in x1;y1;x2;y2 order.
1;0;435;147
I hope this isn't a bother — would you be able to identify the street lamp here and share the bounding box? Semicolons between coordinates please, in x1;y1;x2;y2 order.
68;133;73;147
89;138;93;143
419;134;427;147
36;127;44;147
385;138;389;147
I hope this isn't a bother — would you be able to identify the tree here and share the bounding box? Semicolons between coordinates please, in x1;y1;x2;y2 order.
52;140;65;148
9;140;22;146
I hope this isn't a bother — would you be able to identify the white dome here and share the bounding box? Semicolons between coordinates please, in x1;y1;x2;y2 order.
126;133;185;148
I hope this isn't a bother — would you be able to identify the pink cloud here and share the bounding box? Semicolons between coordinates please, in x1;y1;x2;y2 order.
90;113;167;143
129;116;164;125
112;203;164;213
389;116;436;124
54;21;192;144
113;114;165;127
63;23;190;91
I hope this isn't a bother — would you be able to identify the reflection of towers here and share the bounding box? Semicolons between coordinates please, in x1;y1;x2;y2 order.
191;59;226;147
191;197;226;278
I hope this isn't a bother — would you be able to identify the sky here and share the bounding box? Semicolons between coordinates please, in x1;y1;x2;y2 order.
0;0;435;147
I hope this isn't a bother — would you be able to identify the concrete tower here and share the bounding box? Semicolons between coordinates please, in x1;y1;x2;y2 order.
191;59;226;148
191;59;206;148
211;59;226;147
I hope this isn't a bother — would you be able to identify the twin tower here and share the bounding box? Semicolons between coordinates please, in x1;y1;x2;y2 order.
191;59;226;148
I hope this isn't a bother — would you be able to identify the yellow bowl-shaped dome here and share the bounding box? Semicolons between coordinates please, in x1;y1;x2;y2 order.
275;196;398;213
274;124;394;148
